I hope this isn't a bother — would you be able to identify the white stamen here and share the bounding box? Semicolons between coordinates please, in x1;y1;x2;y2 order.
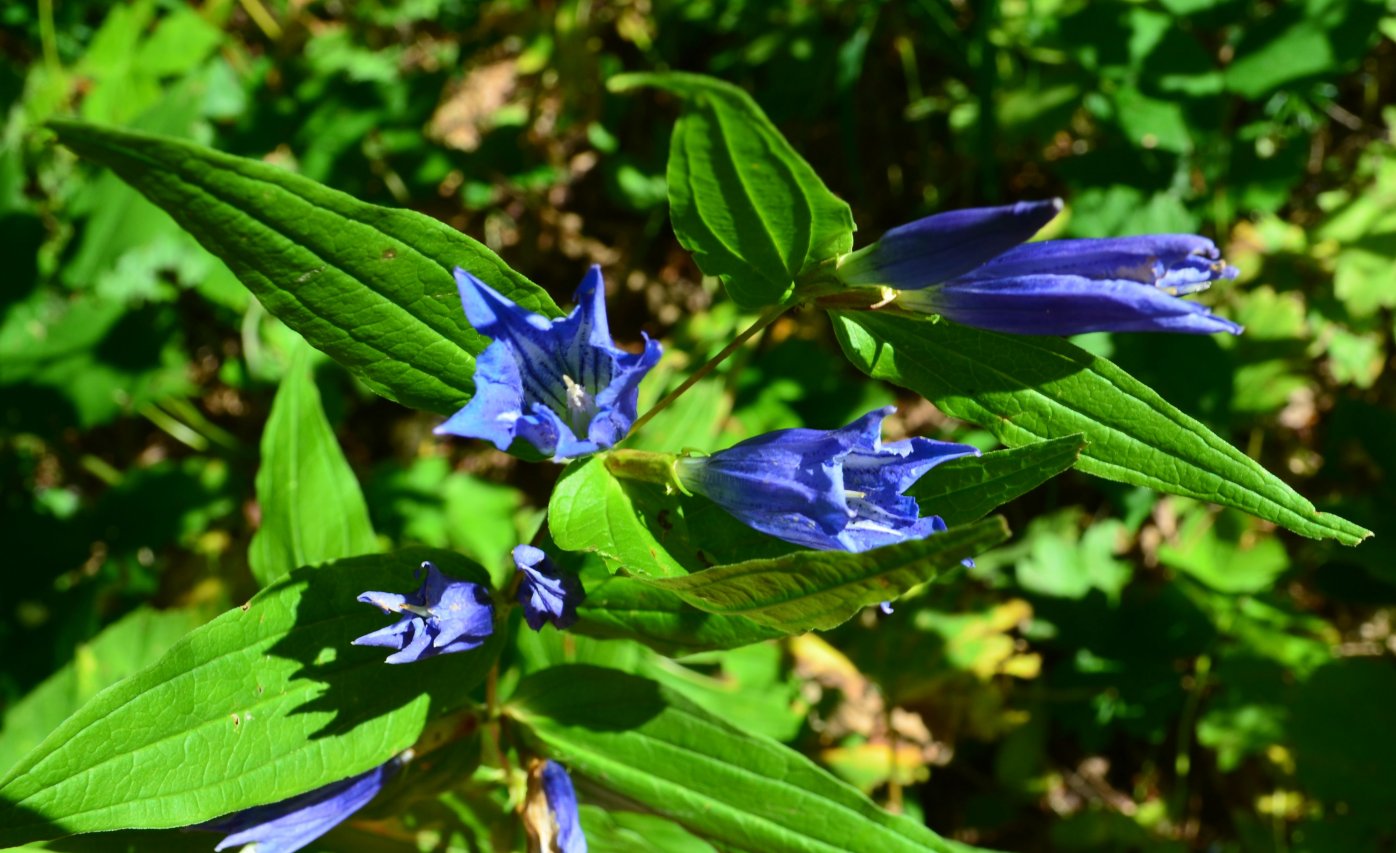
563;374;592;413
561;374;598;433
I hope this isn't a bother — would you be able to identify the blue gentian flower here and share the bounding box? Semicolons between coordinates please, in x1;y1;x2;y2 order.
435;265;662;461
836;200;1242;336
513;544;585;631
353;561;494;664
674;406;977;552
525;760;587;853
201;754;405;853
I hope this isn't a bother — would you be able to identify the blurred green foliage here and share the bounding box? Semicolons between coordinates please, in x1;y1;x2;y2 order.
2;0;1394;849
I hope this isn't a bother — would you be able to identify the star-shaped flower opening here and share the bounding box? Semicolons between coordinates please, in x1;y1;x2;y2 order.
675;406;978;553
436;265;662;461
353;562;494;664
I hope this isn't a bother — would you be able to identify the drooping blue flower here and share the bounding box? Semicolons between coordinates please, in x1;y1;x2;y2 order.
200;754;405;853
674;406;977;553
353;561;493;664
836;200;1242;336
525;760;587;853
435;265;663;461
513;544;585;631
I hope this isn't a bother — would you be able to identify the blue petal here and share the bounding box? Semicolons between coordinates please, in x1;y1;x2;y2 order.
562;265;613;352
207;758;401;853
434;341;526;452
354;563;494;664
431;586;494;649
911;273;1243;335
959;235;1228;283
588;335;663;448
350;617;414;649
383;623;435;664
541;761;588;853
514;544;587;631
676;428;853;539
839;200;1062;290
453;268;556;345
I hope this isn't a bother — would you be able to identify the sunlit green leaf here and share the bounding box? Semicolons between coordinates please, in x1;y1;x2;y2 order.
249;345;379;586
509;665;968;853
0;549;499;844
49;120;556;415
610;72;854;309
637;517;1009;632
833;310;1370;545
909;435;1085;526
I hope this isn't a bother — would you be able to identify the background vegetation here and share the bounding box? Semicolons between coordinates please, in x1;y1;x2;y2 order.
2;0;1394;849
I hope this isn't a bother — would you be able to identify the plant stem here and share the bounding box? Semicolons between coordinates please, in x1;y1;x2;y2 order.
38;0;60;74
628;302;791;436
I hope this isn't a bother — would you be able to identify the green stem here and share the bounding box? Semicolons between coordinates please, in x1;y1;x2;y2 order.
627;302;791;437
604;449;686;492
38;0;60;74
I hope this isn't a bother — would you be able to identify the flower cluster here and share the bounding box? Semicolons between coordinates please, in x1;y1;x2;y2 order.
227;220;1245;853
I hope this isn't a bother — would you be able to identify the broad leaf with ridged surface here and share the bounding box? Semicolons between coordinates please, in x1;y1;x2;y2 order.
637;517;1010;632
909;434;1086;527
610;73;855;310
0;549;499;845
573;576;786;656
833;311;1369;545
508;665;971;853
49;119;557;415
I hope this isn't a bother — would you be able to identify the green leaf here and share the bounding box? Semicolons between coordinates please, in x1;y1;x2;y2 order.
549;456;688;578
48;119;558;415
636;517;1010;632
508;665;966;853
548;456;796;579
610;72;854;310
579;806;719;853
0;549;499;844
833;311;1371;545
572;575;785;656
0;607;207;776
249;345;379;586
908;435;1085;527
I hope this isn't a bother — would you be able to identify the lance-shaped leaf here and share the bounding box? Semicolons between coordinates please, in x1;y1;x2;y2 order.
48;119;558;415
572;576;785;656
908;434;1086;527
834;311;1370;545
249;345;379;586
634;517;1009;632
508;665;967;853
609;72;855;310
0;549;500;846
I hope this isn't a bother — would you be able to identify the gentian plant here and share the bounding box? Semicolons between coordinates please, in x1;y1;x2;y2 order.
9;70;1370;853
